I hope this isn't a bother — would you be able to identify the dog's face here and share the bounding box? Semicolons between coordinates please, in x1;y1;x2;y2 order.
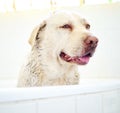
29;11;98;65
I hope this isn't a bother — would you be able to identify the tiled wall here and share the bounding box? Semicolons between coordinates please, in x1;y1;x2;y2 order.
0;89;120;113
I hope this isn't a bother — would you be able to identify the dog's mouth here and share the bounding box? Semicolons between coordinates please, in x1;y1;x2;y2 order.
60;49;95;65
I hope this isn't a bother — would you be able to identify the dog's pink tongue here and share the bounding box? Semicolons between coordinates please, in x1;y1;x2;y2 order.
79;56;90;64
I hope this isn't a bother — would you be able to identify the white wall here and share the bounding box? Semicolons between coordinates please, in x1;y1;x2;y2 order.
0;10;49;79
77;3;120;79
0;3;120;79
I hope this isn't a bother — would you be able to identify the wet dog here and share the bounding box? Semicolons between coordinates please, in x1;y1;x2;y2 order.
17;11;98;87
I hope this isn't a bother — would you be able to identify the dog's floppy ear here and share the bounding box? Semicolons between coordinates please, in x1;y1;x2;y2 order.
29;21;46;46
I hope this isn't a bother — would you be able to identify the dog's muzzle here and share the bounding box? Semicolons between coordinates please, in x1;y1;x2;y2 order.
60;35;98;65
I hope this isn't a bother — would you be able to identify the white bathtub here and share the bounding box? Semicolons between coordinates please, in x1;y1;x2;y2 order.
0;79;120;113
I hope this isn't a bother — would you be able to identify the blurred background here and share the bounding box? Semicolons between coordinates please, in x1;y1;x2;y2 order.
0;0;120;82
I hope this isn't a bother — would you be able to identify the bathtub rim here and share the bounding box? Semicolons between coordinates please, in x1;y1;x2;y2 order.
0;79;120;103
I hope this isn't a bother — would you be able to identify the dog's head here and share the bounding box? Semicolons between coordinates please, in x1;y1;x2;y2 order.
29;11;98;65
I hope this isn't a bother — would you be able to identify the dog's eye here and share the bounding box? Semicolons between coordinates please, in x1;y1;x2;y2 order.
85;24;90;29
60;24;72;30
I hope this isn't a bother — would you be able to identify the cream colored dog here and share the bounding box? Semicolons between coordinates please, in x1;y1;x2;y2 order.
17;11;98;87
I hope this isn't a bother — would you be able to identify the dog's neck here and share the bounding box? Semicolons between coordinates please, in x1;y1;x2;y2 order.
30;47;79;85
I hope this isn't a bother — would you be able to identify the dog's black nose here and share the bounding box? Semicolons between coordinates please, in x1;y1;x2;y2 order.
84;35;98;47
